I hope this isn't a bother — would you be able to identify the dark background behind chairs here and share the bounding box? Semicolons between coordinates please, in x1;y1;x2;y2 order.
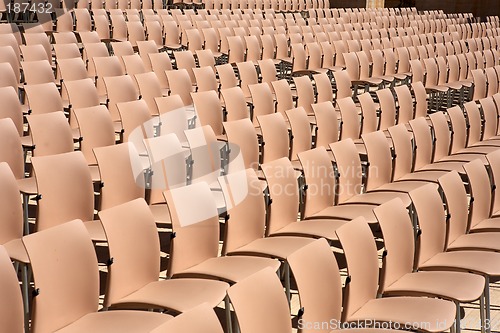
329;0;500;20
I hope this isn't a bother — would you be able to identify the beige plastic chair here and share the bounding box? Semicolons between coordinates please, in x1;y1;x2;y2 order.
26;111;74;158
286;105;314;159
337;97;361;140
24;82;63;116
223;118;260;174
463;159;500;233
311;101;339;149
439;170;500;252
192;66;218;92
261;157;347;240
192;90;224;137
486;150;500;218
358;92;378;135
166;69;193;106
330;137;411;207
336;217;456;332
163;181;280;281
74;105;115;181
149;52;173;95
297;147;378;223
216;63;239;91
31;151;105;241
99;198;228;312
219;169;314;298
221;86;250;122
376;88;397;130
257;112;290;165
289;238;448;333
134;72;165;116
0;86;23;135
293;75;315;116
104;74;140;125
22;220;171;333
143;133;188;205
174;50;197;85
227;267;292;333
409;183;500;328
94;142;171;224
271;79;295;115
117;99;154;155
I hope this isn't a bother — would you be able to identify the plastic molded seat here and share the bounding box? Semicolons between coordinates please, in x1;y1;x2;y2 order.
336;217;456;332
22;220;171;333
99;199;228;312
298;147;378;223
31;151;105;241
163;182;280;282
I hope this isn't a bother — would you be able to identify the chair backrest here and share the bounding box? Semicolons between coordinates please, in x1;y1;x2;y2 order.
408;117;433;170
223;118;259;172
286;238;343;333
298;147;336;219
25;82;64;115
427;112;451;162
376;88;397;130
237;61;259;99
329;138;363;204
293;75;315;115
438;171;470;247
99;198;160;308
219;169;266;254
104;75;139;122
463;159;493;230
358;92;378;134
0;245;24;332
412;81;428;119
192;90;224;136
65;78;100;111
27;111;74;157
149;52;172;91
117;99;154;154
335;217;379;321
337;97;361;140
260;157;300;235
463;101;483;146
0;162;22;244
257;112;289;164
174;50;197;84
487;150;500;214
185;125;222;185
312;101;338;148
22;220;99;333
248;82;274;125
387;124;414;180
166;69;193;106
408;184;447;267
0;118;24;180
151;303;224;333
94;142;146;210
0;86;23;136
374;199;416;293
32;151;94;231
192;66;218;92
221;86;249;122
362;130;393;190
285;107;313;161
227;267;293;333
479;97;499;141
163;182;220;277
447;106;468;154
134;72;163;116
271;79;294;115
144;133;187;204
74;105;115;165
